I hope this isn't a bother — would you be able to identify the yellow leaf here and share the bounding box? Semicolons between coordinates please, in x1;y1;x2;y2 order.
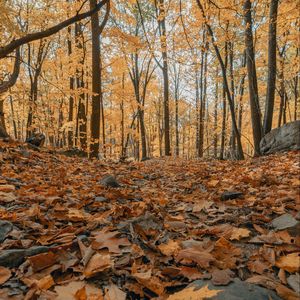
230;228;251;241
167;285;222;300
276;252;300;273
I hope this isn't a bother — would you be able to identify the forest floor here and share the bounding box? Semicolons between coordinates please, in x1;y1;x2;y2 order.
0;140;299;300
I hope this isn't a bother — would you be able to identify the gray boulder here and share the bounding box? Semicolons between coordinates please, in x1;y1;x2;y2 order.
185;278;282;300
260;121;300;154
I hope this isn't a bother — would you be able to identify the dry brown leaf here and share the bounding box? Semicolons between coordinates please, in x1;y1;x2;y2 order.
28;251;58;272
276;253;300;273
83;253;112;278
229;227;251;240
167;285;222;300
55;281;103;300
276;284;299;300
104;284;126;300
91;230;131;254
211;269;234;286
176;248;215;269
158;240;181;256
75;286;87;300
0;266;11;285
132;270;164;295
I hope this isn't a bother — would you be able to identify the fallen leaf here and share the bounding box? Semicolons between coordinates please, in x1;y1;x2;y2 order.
104;284;126;300
176;248;215;269
158;240;180;256
229;227;251;240
91;230;131;254
211;269;234;285
167;285;222;300
0;266;11;285
83;253;112;278
276;252;300;273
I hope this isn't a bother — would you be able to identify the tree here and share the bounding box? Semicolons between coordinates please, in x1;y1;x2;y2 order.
196;0;244;160
90;0;110;158
263;0;279;135
243;0;263;155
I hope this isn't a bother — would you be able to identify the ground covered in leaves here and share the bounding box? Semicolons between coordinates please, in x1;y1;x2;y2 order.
0;141;299;300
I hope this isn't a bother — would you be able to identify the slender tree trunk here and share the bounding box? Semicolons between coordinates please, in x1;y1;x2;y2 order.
89;0;101;158
198;33;205;157
263;0;279;135
244;0;262;155
0;48;20;138
120;73;125;158
158;0;171;156
195;67;200;153
229;41;236;155
214;68;219;158
9;95;17;139
220;42;228;159
67;25;74;148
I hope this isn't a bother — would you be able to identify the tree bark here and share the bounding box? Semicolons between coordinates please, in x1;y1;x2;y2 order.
244;0;263;156
158;0;171;156
263;0;279;135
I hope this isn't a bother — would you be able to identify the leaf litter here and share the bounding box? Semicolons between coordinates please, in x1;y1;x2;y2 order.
0;141;299;299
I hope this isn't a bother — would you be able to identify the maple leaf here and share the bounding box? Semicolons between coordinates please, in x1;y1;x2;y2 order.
167;285;222;300
91;230;131;254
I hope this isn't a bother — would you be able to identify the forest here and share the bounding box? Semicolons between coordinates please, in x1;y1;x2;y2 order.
0;0;299;299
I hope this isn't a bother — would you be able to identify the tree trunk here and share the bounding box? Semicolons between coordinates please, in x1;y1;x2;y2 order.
220;41;228;160
196;0;244;159
0;48;20;137
214;68;219;158
263;0;279;135
67;25;74;148
158;0;171;156
229;41;236;156
89;0;102;158
244;0;263;156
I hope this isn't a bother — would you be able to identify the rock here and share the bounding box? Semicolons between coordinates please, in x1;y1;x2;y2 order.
60;148;87;157
0;220;13;242
0;246;49;268
185;278;281;300
221;191;243;201
94;196;108;203
260;121;300;154
287;273;300;294
100;175;120;188
26;132;45;147
271;213;298;231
